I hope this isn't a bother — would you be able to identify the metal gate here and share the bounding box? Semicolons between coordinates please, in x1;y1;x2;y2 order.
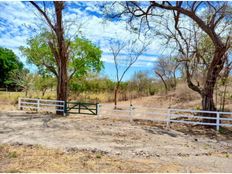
65;101;99;115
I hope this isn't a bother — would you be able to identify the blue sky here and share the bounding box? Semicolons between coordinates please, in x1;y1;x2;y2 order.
0;1;164;81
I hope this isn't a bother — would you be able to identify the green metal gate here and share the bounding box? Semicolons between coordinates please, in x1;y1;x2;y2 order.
65;101;99;115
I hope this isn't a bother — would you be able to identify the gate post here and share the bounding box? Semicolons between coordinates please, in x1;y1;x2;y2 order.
96;103;100;116
63;101;67;116
78;103;81;114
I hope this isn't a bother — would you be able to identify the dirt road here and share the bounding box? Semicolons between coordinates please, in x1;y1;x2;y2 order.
0;110;232;172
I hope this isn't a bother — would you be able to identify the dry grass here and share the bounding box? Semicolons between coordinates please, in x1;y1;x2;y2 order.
69;91;136;103
69;92;114;103
0;144;185;173
0;91;56;109
1;82;231;111
175;83;200;102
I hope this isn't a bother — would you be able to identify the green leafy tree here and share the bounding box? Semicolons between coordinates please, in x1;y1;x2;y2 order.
20;32;103;96
69;38;103;80
69;73;115;95
34;75;56;97
0;47;23;89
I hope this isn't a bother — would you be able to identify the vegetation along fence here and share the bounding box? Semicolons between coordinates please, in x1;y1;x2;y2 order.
99;105;232;131
18;98;65;115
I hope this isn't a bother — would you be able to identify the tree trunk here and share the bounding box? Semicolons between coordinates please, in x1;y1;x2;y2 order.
201;90;216;111
42;88;47;97
57;63;68;101
30;2;68;115
201;91;218;125
201;48;227;124
155;71;168;94
56;59;68;115
114;83;119;109
55;2;68;115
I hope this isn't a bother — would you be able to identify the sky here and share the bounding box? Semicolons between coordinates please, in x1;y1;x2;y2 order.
0;1;166;81
1;1;232;81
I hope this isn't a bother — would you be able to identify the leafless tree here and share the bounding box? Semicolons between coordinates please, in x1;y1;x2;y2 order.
154;57;179;94
10;69;33;97
108;1;231;115
109;38;149;108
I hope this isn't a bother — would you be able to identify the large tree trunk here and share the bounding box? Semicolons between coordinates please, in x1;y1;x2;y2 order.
203;48;227;108
201;88;217;124
201;90;216;111
54;2;68;115
201;47;227;124
56;61;68;114
185;47;227;125
57;63;68;102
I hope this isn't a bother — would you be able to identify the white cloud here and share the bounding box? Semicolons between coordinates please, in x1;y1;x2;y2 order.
101;54;157;67
0;1;162;71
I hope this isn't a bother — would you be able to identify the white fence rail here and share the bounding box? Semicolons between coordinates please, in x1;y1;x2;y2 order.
18;98;65;115
99;105;232;131
17;99;232;131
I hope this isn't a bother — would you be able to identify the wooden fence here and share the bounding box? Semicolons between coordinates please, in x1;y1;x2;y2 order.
18;98;65;115
17;98;232;131
99;105;232;131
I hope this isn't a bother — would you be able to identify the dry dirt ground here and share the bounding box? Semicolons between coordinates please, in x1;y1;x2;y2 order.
0;108;232;173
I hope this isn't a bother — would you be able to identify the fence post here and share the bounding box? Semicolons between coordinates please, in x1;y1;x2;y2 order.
97;103;101;118
96;103;100;116
216;112;220;132
129;105;133;122
166;109;171;129
18;98;22;110
37;99;40;112
63;101;67;116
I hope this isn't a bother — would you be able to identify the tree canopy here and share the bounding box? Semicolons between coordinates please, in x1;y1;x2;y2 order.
20;32;103;80
0;47;23;88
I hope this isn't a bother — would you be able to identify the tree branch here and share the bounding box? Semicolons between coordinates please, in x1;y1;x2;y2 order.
30;1;56;32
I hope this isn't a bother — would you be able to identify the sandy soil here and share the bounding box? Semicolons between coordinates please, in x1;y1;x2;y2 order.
0;109;232;172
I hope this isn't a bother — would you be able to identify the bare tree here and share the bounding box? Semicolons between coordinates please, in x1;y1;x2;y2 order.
109;38;149;108
109;1;231;114
10;69;33;97
154;57;179;94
